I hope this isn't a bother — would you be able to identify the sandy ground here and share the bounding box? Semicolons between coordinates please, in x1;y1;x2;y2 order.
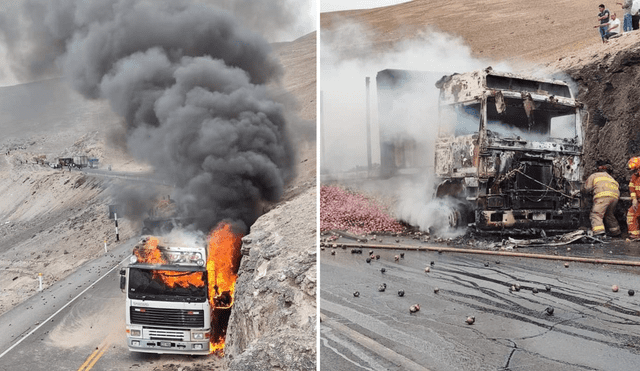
0;134;140;315
321;0;631;68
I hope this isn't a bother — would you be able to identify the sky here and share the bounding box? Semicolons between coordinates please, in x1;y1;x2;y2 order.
321;0;410;12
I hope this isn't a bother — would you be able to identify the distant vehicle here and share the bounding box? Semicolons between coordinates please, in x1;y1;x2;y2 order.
57;157;74;168
55;156;91;169
88;158;99;168
73;155;88;168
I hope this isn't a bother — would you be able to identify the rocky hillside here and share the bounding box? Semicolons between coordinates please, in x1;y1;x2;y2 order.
549;35;640;181
225;187;317;370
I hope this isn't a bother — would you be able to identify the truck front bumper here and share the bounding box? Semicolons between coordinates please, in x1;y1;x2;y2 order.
476;209;582;232
128;337;211;355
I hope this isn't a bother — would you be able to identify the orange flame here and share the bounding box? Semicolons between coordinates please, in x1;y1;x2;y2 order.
133;237;164;264
155;270;205;288
210;339;225;355
206;221;243;354
133;236;205;288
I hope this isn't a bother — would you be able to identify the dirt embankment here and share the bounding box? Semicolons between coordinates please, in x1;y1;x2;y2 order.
0;144;138;315
550;37;640;181
545;35;640;230
321;0;617;65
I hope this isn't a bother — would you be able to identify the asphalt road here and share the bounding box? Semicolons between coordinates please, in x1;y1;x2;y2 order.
320;243;640;370
0;238;134;370
0;238;170;371
0;236;224;371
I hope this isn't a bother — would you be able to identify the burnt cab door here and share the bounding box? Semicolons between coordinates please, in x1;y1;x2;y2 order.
435;102;481;178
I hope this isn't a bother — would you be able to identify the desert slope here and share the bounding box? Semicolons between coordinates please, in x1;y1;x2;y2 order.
322;0;617;65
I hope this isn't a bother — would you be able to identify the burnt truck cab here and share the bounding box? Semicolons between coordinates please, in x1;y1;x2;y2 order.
434;67;584;233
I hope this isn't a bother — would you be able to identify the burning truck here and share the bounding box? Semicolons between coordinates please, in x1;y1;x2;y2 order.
119;222;242;355
433;67;585;233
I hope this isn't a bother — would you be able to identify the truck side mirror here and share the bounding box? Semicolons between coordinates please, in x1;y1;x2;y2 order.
119;268;126;291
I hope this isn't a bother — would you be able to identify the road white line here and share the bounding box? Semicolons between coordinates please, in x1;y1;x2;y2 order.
321;327;384;371
0;255;130;360
321;314;431;371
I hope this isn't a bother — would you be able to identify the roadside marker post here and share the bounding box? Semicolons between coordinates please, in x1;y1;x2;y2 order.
104;240;107;253
114;213;119;242
38;273;42;292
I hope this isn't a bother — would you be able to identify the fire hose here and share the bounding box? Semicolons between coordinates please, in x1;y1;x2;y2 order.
331;242;640;267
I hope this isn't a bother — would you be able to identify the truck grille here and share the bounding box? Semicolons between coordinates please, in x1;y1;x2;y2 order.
148;329;186;341
130;307;205;327
516;164;552;191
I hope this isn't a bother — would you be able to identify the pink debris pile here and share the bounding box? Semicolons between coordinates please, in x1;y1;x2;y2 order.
320;185;405;235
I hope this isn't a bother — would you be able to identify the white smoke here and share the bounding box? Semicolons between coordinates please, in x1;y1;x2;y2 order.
320;21;510;235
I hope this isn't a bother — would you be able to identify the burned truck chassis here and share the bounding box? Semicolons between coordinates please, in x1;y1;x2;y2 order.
433;68;586;235
438;164;583;235
436;151;585;235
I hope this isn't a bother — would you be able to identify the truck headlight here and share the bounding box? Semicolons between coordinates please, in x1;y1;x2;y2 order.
191;332;204;340
130;329;141;337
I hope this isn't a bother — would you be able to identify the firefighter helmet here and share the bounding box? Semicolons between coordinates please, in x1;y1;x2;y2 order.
628;157;640;170
598;164;613;174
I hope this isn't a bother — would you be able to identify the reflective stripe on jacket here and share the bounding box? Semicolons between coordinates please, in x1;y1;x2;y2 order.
584;171;620;199
630;173;640;199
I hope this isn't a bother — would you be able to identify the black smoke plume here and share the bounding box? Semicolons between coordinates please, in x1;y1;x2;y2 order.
0;0;295;231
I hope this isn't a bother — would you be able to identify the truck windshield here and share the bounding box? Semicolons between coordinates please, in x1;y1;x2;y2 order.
438;103;481;137
486;97;577;141
128;267;207;302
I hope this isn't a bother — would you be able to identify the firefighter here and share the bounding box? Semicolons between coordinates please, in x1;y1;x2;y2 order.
627;157;640;240
582;164;621;236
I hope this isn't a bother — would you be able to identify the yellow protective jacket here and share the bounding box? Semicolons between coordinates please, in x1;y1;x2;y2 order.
630;173;640;200
583;171;619;199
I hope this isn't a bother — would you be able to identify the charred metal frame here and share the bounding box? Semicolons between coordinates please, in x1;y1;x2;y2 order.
434;67;585;233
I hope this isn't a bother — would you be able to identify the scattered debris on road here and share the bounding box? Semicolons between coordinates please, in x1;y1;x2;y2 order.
466;316;475;325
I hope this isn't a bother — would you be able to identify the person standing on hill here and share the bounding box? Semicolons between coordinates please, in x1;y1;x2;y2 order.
596;4;611;42
582;164;621;237
632;0;640;29
603;13;622;40
617;0;633;32
626;157;640;241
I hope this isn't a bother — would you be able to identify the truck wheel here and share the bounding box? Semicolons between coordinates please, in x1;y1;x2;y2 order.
448;208;461;228
439;197;473;230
